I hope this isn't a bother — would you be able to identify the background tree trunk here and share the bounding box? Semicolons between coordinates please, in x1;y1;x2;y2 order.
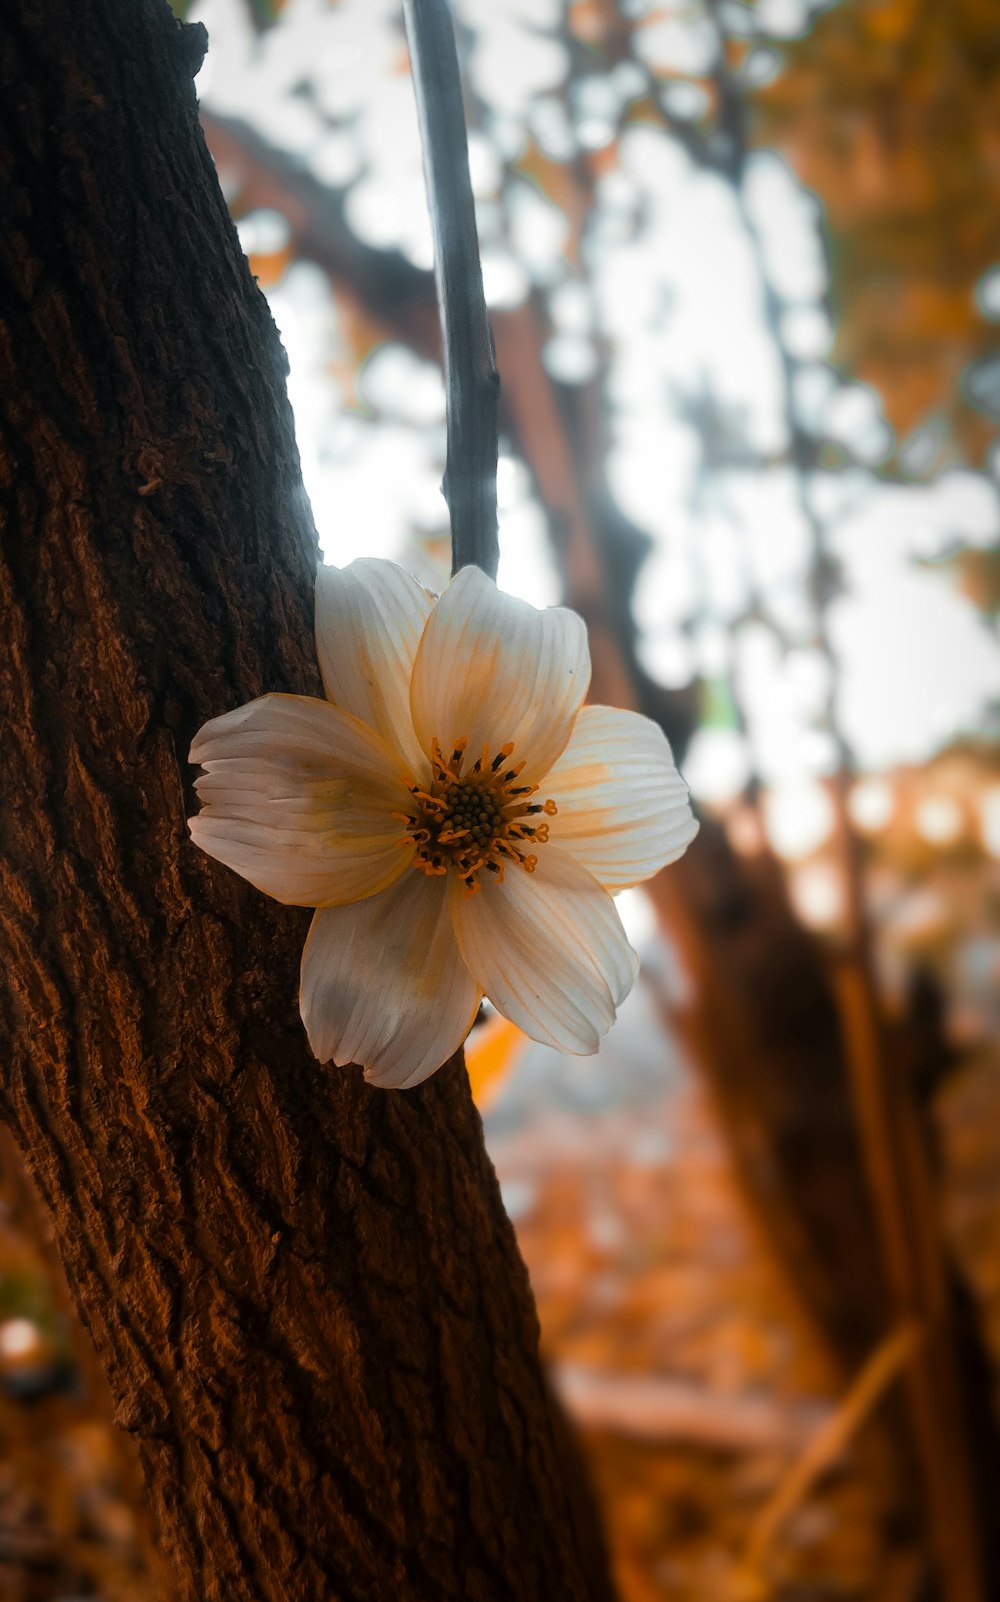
0;4;614;1599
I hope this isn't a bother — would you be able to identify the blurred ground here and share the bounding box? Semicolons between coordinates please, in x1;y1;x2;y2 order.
4;940;1000;1600
0;1206;149;1602
481;953;913;1602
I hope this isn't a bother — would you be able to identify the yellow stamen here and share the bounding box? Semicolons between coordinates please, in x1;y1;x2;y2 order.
400;735;557;890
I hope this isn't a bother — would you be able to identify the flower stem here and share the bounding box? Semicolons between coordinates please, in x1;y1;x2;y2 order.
401;0;499;580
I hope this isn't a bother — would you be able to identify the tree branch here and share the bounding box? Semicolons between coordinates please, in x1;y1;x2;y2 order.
402;0;499;578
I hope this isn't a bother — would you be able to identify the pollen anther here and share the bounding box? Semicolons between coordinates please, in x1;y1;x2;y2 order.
403;736;557;888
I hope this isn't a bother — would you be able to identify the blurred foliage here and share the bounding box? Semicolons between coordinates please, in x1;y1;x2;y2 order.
756;0;1000;466
170;0;286;24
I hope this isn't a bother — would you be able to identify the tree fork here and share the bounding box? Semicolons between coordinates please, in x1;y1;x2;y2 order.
0;3;612;1598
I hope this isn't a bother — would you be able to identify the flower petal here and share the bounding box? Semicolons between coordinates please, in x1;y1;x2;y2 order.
190;694;413;907
300;871;482;1088
409;565;590;783
545;705;699;891
315;559;432;776
451;843;638;1054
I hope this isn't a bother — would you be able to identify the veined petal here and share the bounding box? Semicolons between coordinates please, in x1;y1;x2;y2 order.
409;565;590;784
545;705;699;892
191;693;405;784
300;871;482;1088
315;559;432;777
190;693;413;907
451;843;638;1055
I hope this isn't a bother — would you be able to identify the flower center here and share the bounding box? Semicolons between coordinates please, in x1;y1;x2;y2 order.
401;738;558;895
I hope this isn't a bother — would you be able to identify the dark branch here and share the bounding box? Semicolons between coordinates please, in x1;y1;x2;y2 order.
402;0;499;579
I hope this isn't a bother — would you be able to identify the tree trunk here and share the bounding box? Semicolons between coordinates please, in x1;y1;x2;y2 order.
0;5;613;1599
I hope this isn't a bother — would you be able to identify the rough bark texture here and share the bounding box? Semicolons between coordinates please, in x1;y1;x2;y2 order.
0;5;613;1600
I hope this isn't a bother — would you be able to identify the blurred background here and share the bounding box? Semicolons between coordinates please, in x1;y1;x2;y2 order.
4;1;1000;1598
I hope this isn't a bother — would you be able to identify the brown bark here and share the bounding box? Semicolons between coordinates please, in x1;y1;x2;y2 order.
0;5;613;1600
647;826;887;1364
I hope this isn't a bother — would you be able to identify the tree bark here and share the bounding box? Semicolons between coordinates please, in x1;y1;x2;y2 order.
0;5;613;1600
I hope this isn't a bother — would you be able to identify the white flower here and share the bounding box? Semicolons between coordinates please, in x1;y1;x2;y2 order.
189;560;697;1088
